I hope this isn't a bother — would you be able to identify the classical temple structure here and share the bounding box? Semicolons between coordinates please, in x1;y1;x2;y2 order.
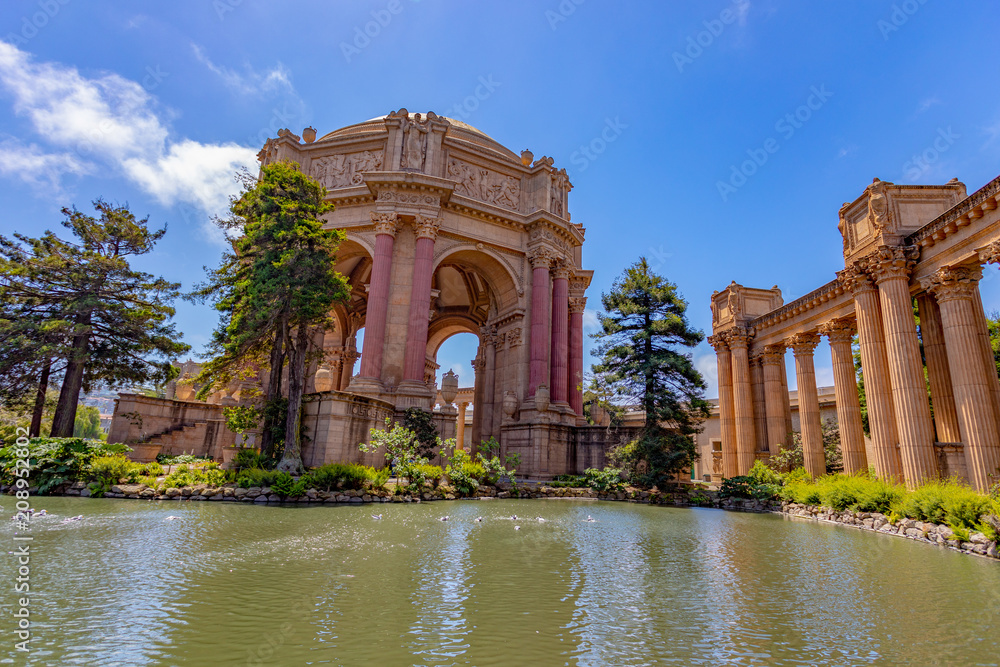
110;110;625;478
709;175;1000;491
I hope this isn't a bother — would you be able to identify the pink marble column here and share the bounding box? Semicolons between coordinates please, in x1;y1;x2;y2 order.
402;215;440;384
528;249;553;397
359;212;398;380
480;325;497;440
568;297;587;415
550;264;570;404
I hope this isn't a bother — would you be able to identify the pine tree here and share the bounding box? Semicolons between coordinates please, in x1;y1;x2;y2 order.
591;258;709;486
194;162;350;471
0;200;189;436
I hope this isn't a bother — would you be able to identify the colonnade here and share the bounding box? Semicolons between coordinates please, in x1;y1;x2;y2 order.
712;244;1000;491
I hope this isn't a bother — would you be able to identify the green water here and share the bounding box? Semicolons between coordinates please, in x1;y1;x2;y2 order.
2;497;998;666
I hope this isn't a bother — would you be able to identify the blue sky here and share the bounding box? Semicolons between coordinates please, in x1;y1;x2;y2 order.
1;0;998;397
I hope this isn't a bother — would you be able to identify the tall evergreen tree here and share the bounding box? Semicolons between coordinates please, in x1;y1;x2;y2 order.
194;161;350;471
0;201;189;436
591;258;709;486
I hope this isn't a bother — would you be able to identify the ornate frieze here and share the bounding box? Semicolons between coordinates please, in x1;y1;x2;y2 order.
313;150;384;189
447;158;521;211
376;189;440;207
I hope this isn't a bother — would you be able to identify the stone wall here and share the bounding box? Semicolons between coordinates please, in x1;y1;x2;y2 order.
300;391;400;467
107;394;232;458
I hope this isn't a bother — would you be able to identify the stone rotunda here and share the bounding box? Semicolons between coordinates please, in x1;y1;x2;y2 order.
251;109;614;477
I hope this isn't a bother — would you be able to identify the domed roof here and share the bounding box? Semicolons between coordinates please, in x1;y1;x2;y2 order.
319;112;518;160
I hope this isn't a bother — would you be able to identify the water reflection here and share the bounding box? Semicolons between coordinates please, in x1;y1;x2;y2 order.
1;497;997;666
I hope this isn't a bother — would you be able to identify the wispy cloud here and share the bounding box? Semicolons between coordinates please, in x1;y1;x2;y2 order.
191;44;293;97
0;40;258;243
916;97;941;114
0;138;94;191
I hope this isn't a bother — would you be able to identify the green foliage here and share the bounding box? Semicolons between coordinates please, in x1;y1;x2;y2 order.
402;408;440;458
949;524;971;543
747;459;783;487
768;419;843;474
192;162;350;472
359;419;451;488
445;448;486;495
156;453;209;466
87;454;143;487
549;474;586;488
159;463;232;490
143;461;164;476
73;405;106;440
0;199;190;437
583;466;625;493
590;258;710;483
0;436;128;494
304;462;383;491
476;437;520;484
719;475;780;501
222;405;262;439
236;467;281;489
269;472;295;497
233;448;268;472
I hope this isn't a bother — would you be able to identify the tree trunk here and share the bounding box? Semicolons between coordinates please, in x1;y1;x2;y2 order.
51;321;90;437
260;325;285;458
29;358;52;437
277;323;309;472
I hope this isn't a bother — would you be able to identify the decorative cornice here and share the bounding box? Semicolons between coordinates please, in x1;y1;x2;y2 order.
908;174;1000;248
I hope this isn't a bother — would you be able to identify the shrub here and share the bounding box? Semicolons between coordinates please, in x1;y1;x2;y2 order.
748;459;783;487
720;474;780;501
445;449;486;495
88;455;142;487
270;472;295;497
236;467;281;488
0;437;129;494
305;463;372;491
143;462;164;477
413;464;444;486
233;448;267;472
156;453;207;466
583;467;625;493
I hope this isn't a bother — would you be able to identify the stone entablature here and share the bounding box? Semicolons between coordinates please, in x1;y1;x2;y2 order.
711;174;1000;491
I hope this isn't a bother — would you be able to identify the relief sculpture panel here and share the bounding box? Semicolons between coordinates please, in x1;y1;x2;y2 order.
313;150;384;189
447;158;520;211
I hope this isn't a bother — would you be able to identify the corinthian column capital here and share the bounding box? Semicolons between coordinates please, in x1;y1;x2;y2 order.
788;332;820;355
866;244;919;283
413;214;441;241
920;265;983;303
725;327;752;349
551;259;572;281
818;319;856;345
527;246;555;269
371;211;399;236
761;344;785;365
568;297;587;314
978;240;1000;266
707;334;729;353
837;264;876;295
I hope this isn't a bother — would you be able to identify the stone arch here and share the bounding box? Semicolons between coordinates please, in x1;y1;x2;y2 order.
431;246;521;315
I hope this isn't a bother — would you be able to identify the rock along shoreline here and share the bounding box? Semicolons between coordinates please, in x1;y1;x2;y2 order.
6;483;997;562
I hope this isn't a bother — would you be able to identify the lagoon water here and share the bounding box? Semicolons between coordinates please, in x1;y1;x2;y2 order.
2;497;999;666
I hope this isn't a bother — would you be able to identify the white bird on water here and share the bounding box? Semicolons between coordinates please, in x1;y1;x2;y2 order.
536;517;546;523
510;514;519;521
372;514;382;520
61;515;83;524
164;516;181;521
439;516;449;522
585;515;596;523
475;516;483;523
514;525;521;531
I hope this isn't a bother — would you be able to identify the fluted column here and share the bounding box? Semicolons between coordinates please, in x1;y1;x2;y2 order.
480;326;497;440
568;297;587;415
492;332;506;436
790;333;825;478
528;249;554;398
779;354;794;441
838;265;902;481
470;355;484;450
728;329;756;475
922;266;1000;491
820;320;867;475
358;212;398;381
916;294;961;442
750;353;767;458
709;335;738;478
971;285;1000;432
869;246;936;486
761;345;788;455
456;402;468;450
550;263;570;405
402;215;440;385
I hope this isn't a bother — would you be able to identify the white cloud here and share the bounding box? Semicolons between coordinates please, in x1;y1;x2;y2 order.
0;137;94;190
191;44;293;97
0;40;259;242
583;307;601;331
694;349;719;399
